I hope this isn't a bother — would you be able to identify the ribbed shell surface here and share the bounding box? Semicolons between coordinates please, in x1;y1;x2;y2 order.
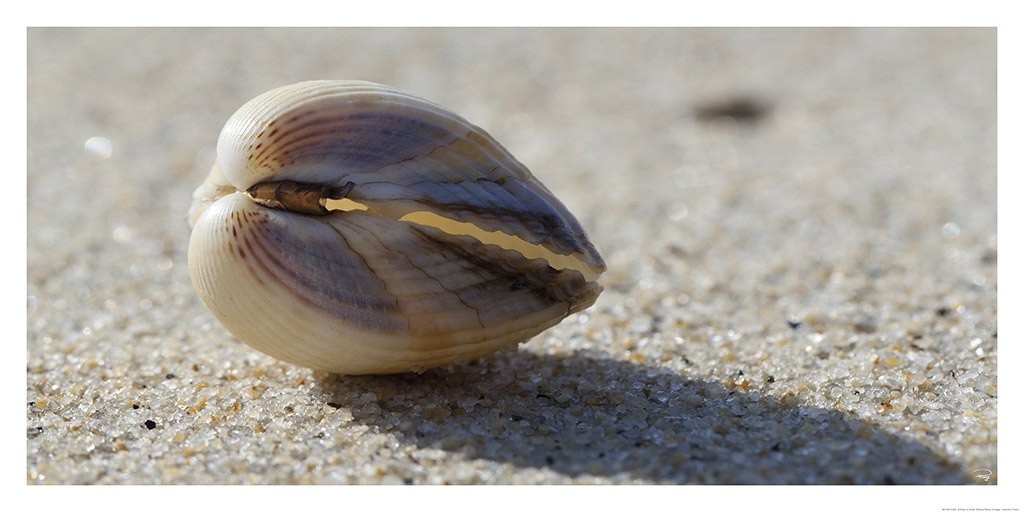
188;80;605;374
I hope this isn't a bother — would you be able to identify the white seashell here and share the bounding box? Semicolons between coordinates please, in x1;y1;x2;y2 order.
188;80;605;375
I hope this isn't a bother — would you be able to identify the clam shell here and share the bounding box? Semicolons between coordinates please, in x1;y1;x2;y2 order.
188;80;605;374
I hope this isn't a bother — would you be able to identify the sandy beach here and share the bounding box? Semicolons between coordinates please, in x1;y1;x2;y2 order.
27;28;996;484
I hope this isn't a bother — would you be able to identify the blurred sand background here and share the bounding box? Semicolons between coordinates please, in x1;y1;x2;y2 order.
27;28;996;484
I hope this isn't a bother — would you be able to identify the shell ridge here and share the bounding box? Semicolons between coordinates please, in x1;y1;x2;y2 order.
257;110;458;169
250;220;389;327
338;215;489;332
318;217;413;334
395;246;488;332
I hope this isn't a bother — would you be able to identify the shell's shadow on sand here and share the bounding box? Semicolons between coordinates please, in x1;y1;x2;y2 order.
315;351;969;484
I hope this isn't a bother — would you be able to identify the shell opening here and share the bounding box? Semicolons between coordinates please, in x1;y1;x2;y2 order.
245;179;598;282
396;211;601;282
325;197;596;280
323;197;369;212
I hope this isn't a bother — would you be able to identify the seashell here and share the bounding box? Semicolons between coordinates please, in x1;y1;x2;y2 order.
187;80;605;375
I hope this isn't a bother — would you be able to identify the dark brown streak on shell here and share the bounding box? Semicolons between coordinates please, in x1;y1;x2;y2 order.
247;181;355;216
